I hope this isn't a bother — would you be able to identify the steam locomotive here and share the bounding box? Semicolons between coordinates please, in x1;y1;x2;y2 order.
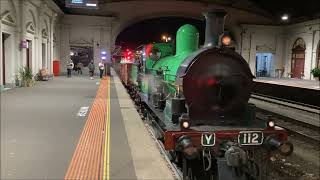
118;10;293;180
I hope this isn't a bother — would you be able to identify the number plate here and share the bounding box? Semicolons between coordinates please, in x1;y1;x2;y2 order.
201;133;215;146
238;131;264;145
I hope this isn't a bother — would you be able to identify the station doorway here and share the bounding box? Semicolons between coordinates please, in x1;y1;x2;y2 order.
70;46;93;68
2;33;11;85
255;53;273;77
316;41;320;68
291;38;306;78
26;40;32;68
42;43;46;68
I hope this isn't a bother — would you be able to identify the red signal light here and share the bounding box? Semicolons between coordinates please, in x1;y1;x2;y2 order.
145;44;153;57
207;78;217;86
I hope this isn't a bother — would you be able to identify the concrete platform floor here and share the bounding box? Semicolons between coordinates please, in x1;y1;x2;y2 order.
1;72;174;180
1;76;99;179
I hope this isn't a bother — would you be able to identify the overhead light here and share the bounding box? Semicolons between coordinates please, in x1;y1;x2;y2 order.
281;14;289;21
86;3;97;7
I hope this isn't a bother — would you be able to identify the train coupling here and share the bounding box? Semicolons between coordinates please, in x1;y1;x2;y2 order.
225;145;247;167
265;136;294;156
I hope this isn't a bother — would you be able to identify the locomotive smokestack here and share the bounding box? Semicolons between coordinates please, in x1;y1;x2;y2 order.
203;10;227;47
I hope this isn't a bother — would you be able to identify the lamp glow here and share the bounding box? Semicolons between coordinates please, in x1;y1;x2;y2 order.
86;3;97;7
268;121;275;128
221;35;231;46
281;14;289;21
182;121;190;129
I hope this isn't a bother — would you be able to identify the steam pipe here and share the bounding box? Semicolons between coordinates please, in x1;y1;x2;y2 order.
203;10;227;47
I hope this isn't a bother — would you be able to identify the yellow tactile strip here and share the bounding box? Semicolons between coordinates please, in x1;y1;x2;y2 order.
65;77;110;180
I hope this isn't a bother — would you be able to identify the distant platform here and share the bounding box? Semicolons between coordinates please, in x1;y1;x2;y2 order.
254;77;320;90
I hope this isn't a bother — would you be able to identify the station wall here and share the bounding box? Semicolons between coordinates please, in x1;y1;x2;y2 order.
241;19;320;80
60;15;112;74
0;0;62;87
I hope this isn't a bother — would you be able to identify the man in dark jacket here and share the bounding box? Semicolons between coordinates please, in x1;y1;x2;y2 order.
88;61;95;79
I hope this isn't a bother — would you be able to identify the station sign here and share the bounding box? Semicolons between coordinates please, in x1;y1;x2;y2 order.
20;41;28;49
65;0;98;9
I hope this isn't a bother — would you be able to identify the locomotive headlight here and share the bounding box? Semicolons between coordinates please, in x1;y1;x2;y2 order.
182;121;190;129
268;120;275;128
221;35;232;46
180;119;191;129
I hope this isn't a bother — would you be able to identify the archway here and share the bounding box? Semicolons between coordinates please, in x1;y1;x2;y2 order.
291;38;306;78
107;0;274;48
111;12;203;47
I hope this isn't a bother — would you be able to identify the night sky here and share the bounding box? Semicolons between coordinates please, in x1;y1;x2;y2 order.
116;17;206;50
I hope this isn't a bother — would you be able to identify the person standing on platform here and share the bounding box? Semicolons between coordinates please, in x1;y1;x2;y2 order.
99;61;105;78
67;60;74;78
76;62;83;75
88;60;95;80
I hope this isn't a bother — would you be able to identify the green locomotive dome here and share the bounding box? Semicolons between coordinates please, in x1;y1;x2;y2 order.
176;24;199;55
151;24;200;94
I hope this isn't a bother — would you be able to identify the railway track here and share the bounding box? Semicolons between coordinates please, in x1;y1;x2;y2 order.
256;109;320;144
251;94;320;145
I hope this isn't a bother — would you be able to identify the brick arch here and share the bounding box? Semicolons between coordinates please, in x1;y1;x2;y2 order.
28;9;37;28
1;0;17;25
42;18;49;38
108;0;273;48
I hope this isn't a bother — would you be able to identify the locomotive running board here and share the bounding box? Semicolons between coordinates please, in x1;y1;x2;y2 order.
138;92;166;137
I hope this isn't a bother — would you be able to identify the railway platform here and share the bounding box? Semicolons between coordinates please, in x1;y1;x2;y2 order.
254;77;320;90
0;72;174;179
